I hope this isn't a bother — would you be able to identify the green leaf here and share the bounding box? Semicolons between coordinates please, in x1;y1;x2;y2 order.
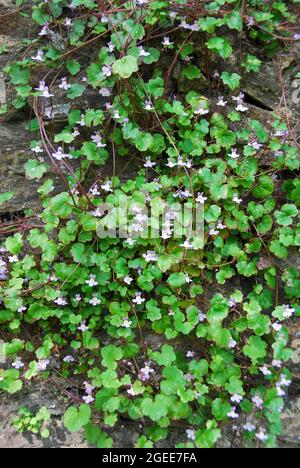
0;191;14;207
221;72;241;90
64;404;91;433
206;37;233;59
243;336;267;363
113;55;138;79
25;160;47;180
167;272;187;288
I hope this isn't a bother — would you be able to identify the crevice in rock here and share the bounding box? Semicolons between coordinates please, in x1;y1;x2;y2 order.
243;92;274;111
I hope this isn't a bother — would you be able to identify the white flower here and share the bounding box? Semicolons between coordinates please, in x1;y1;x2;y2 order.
138;46;150;57
31;145;44;153
90;185;100;196
194;105;209;115
125;238;136;246
91;132;107;148
89;296;101;306
54;297;68;306
276;386;285;397
228;148;240;159
107;41;115;53
139;364;154;381
186;429;196;441
99;87;111;97
186;351;195;358
132;292;145;305
64;18;72;27
279;375;291;387
196;192;207;204
122;318;132;328
18;306;27;313
283;305;295;319
35;81;53;98
272;360;282;368
231;394;243;404
72;127;80;137
12;359;24;370
228;407;239;419
209;228;219;236
243;423;256;432
144;100;154;111
8;255;19;263
31;50;45;62
86;275;98;287
256;428;268;442
77;114;86;126
143;251;158;262
82;394;94;404
102;65;112;78
228;299;237;308
127;386;136;396
144;157;156;168
58;77;71;90
228;338;237;349
198;311;206;322
78;322;89;332
39;25;49;36
37;359;50;372
233;194;243;204
180;239;193;249
217;96;227;107
260;366;272;376
101;181;113;192
162;36;174;47
63;355;75;363
124;276;133;285
252;395;264;409
272;322;282;332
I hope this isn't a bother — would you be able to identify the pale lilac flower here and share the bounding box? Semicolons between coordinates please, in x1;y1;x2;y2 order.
256;428;268;442
196;192;207;204
102;65;112;78
272;322;283;332
124;276;133;285
37;359;50;372
162;36;174;47
283;305;295;319
82;394;94;404
228;148;240;159
101;181;113;192
198;311;206;322
144;99;154;111
186;429;196;441
31;145;44;153
228;338;237;349
91;132;107;148
64;18;72;27
293;33;300;40
138;46;150;57
276;386;285;397
228;407;239;419
231;394;243;404
86;275;98;287
260;366;272;377
83;381;95;394
12;359;24;370
228;299;237;308
243;423;256;432
99;87;111;97
279;375;292;387
144;157;156;168
58;77;71;90
132;292;145;305
194;105;209;116
127;385;136;396
78;322;89;332
31;50;45;62
143;251;158;262
18;306;27;313
272;360;282;368
186;351;195;358
180;239;193;249
107;41;115;53
139;365;154;381
89;296;101;306
122;318;132;328
8;255;18;263
39;25;49;36
252;395;264;409
54;297;68;306
35;81;53;98
63;355;75;363
217;96;227;107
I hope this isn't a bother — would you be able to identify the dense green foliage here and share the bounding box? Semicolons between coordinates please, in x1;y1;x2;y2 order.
0;0;299;448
